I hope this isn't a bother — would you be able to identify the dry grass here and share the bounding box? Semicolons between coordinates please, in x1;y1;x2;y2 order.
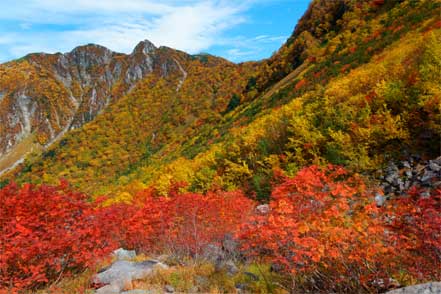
32;257;113;294
30;253;288;294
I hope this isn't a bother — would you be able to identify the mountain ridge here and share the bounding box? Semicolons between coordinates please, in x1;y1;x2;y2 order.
0;39;245;176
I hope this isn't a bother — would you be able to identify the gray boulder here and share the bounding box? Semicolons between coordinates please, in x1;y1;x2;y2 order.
202;244;225;263
375;193;386;207
113;248;137;261
222;234;238;255
429;161;440;172
385;282;441;294
95;284;121;294
94;260;168;293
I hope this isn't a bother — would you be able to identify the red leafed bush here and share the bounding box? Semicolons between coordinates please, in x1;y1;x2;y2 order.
238;165;390;291
0;181;125;291
126;188;254;256
386;187;441;280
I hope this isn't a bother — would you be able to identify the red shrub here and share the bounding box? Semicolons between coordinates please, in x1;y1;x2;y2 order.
238;165;441;290
238;165;390;290
126;188;254;256
0;181;125;291
386;187;441;280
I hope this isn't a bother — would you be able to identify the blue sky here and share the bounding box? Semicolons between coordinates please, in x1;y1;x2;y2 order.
0;0;310;63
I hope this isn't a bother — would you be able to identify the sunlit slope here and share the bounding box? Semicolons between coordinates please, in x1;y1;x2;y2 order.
3;0;439;200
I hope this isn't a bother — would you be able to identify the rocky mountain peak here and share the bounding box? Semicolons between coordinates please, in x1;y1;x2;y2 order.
67;43;114;68
132;39;157;56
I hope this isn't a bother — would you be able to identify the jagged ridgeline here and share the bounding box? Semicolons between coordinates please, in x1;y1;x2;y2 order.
1;0;440;199
0;41;256;190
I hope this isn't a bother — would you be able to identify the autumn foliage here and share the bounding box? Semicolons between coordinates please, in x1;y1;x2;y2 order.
0;181;254;292
238;166;387;291
238;165;441;292
386;187;441;281
0;181;125;291
125;185;254;256
1;165;440;292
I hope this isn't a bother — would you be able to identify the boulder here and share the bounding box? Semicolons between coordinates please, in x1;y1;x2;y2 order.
95;284;121;294
164;285;175;293
375;193;386;207
94;260;168;292
113;248;137;261
385;282;441;294
256;204;270;214
429;161;440;172
202;244;224;263
222;234;238;255
379;157;440;197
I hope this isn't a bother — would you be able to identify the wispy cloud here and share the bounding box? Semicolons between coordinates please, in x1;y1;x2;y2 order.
0;0;252;60
224;34;287;61
0;0;308;63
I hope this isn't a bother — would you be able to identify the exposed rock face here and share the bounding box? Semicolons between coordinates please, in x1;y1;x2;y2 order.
0;40;187;173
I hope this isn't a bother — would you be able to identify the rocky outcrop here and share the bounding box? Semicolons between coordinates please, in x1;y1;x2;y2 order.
375;156;441;206
385;282;441;294
94;260;167;292
94;248;168;294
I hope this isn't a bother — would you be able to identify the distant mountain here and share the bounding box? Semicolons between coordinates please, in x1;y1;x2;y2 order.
0;40;253;176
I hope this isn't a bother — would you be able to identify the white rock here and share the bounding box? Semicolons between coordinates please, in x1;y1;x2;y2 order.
113;248;137;260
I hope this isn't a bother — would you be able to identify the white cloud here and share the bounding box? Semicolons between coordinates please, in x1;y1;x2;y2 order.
223;34;287;61
0;0;302;63
0;0;254;62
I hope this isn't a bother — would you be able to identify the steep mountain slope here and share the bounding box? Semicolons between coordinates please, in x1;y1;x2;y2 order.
0;44;254;192
1;0;440;200
0;40;246;176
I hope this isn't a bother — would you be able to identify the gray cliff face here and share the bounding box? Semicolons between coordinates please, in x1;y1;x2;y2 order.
0;39;186;166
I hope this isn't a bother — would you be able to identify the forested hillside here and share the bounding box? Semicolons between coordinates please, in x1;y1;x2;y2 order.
4;0;438;199
1;0;440;293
